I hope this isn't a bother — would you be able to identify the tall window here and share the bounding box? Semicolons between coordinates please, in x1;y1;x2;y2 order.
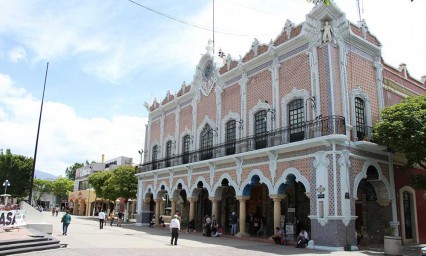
289;99;304;142
226;120;236;155
403;191;413;239
200;124;213;160
152;145;159;170
355;97;366;140
182;135;191;164
165;141;172;167
254;110;267;149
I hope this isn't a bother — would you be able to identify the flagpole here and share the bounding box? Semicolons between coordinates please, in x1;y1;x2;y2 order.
29;62;49;206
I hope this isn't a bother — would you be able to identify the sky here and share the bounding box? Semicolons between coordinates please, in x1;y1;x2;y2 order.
0;0;425;177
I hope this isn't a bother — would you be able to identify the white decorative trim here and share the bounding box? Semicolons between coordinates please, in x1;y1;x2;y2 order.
268;152;277;186
274;167;311;194
143;184;154;198
163;135;176;158
196;116;216;150
352;159;391;201
235;157;243;187
180;127;193;153
171;178;190;198
398;186;419;244
251;38;260;56
221;111;241;141
350;87;373;139
189;176;212;198
155;180;170;198
281;88;310;128
283;19;295;40
240;169;274;197
212;172;240;197
248;100;271;137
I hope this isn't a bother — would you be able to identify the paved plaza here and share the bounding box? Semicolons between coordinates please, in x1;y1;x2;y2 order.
1;211;423;256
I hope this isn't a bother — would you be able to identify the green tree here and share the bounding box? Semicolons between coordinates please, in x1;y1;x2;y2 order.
33;179;54;205
373;94;426;187
88;170;113;199
104;166;138;201
0;149;33;198
65;162;84;181
52;177;74;197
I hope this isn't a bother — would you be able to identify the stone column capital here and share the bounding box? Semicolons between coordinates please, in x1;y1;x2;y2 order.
188;197;197;203
269;194;286;201
235;196;250;202
208;197;221;203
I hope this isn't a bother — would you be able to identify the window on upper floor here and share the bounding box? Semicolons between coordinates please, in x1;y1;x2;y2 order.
355;97;366;140
254;110;267;149
200;124;213;160
225;120;236;155
182;135;191;164
165;140;172;167
152;145;159;170
289;99;304;142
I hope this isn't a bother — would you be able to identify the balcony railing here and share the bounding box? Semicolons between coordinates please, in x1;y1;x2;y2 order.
140;115;346;172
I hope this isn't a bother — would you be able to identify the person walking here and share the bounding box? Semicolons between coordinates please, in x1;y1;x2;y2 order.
61;210;71;235
257;214;267;237
109;211;115;226
98;209;106;229
117;211;124;227
230;212;238;236
169;214;180;245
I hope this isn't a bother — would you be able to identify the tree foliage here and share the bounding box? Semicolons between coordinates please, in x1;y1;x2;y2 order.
65;162;84;180
104;166;138;201
52;177;74;197
88;170;113;200
33;179;54;204
88;166;137;201
373;95;426;187
0;149;33;198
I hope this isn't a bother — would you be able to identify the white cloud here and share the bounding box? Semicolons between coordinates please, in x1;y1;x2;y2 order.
7;46;26;63
0;73;147;176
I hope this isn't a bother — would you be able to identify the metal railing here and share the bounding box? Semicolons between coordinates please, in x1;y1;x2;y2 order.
140;115;346;172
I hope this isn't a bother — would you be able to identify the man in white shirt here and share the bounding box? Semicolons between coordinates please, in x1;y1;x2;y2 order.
98;210;106;229
169;215;180;245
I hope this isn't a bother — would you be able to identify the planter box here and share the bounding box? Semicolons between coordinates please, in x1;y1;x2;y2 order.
384;236;402;256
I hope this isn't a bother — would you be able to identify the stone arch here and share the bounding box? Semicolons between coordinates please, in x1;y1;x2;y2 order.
240;169;273;197
144;184;155;199
398;186;419;244
155;181;170;198
171;178;190;199
274;167;311;194
212;172;240;198
189;176;212;198
353;160;391;202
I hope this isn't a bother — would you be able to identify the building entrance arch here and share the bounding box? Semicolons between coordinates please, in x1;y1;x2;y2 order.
355;165;392;245
276;174;310;238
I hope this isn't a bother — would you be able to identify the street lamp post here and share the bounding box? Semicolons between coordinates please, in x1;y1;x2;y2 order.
3;179;10;205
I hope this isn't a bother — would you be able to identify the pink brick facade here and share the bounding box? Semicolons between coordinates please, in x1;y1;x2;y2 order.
136;2;426;250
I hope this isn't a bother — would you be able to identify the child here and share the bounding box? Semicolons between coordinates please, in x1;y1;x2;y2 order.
149;218;155;227
213;225;223;237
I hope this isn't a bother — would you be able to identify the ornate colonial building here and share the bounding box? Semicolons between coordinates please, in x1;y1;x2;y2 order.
136;2;426;250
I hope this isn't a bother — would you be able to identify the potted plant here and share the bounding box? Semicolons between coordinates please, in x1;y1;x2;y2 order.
383;226;402;256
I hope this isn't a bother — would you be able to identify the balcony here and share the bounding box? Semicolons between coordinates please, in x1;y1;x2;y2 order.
140;115;346;172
